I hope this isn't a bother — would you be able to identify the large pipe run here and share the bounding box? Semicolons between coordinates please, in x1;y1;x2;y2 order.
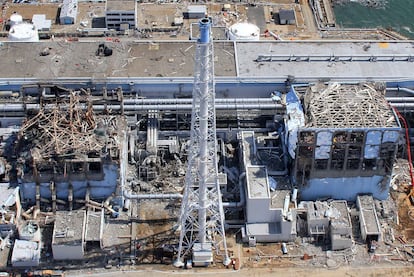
388;103;414;108
222;172;246;208
123;98;279;105
0;102;282;112
123;189;182;200
386;97;414;102
388;87;414;96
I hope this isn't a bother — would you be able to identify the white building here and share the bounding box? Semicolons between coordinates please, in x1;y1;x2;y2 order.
32;14;52;31
60;0;78;24
240;131;296;243
105;0;136;30
52;210;86;260
11;240;41;267
183;5;206;19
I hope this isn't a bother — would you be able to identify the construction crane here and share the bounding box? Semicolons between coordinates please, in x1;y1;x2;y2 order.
174;18;231;267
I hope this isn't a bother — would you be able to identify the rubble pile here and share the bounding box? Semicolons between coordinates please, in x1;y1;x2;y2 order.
391;159;413;191
17;92;110;161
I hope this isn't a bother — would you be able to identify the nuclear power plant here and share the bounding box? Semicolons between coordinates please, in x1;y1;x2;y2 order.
0;1;414;276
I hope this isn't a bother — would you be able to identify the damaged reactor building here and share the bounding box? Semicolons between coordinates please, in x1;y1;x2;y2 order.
0;20;414;273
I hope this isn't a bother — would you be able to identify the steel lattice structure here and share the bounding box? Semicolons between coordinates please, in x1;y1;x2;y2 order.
174;18;230;267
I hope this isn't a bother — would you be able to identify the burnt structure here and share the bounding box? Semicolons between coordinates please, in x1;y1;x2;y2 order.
290;83;401;200
15;88;126;208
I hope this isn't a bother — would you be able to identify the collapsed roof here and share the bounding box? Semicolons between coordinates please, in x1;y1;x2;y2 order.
16;90;124;171
303;83;399;128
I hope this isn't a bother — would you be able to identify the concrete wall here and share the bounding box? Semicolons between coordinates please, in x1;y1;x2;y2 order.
106;11;136;30
247;198;270;222
11;240;40;267
19;163;119;203
331;234;352;250
52;244;84;260
243;219;296;243
300;175;387;201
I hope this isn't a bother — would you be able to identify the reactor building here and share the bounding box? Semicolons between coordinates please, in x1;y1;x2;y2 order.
288;82;400;201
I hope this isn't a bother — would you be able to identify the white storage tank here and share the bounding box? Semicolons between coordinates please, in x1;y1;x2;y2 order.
9;13;23;27
228;22;260;41
8;22;39;42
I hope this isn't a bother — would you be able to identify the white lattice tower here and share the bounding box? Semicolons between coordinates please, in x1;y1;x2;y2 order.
174;18;230;267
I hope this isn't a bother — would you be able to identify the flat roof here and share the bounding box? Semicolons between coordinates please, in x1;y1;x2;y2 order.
0;41;235;78
85;211;102;242
357;195;381;235
0;184;17;207
32;14;52;31
270;189;290;209
53;210;85;245
11;240;40;265
106;0;136;12
306;201;329;220
236;41;414;80
279;9;295;21
246;166;269;199
187;5;207;13
61;0;78;18
241;131;257;166
0;41;414;81
330;200;351;228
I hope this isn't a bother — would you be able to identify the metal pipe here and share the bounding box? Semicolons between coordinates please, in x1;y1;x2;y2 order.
123;198;130;211
68;183;73;211
123;189;182;200
35;183;40;210
388;87;414;96
222;172;246;208
283;194;290;218
386;97;414;102
129;133;136;164
225;224;245;229
225;219;245;224
0;103;283;112
50;181;56;213
388;103;414;108
75;103;283;111
123;98;278;105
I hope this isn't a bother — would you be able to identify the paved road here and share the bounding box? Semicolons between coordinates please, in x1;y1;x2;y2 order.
68;264;414;277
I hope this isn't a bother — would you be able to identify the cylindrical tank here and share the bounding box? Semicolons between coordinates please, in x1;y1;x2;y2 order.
228;22;260;41
9;13;23;27
8;23;39;42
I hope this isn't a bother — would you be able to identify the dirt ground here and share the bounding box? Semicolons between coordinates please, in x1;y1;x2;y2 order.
4;3;59;21
396;191;414;241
